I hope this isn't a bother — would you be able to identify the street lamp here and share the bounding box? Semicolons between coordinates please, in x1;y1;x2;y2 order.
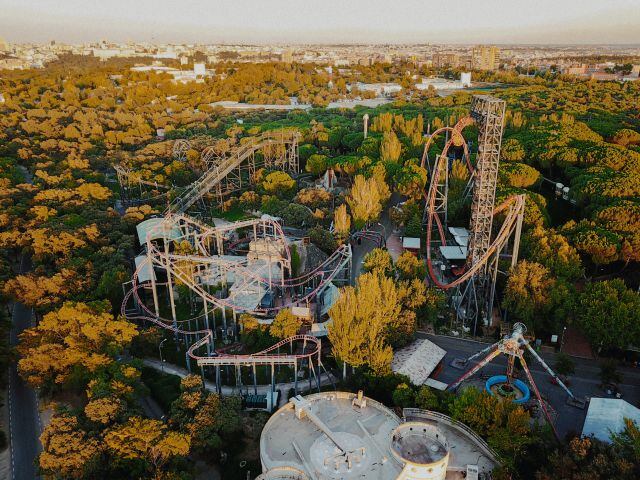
159;338;168;373
560;326;567;353
376;222;387;247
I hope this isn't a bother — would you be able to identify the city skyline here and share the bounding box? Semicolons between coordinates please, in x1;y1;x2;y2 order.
2;0;640;45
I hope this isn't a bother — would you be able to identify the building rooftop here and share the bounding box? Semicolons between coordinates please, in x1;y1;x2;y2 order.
392;339;447;386
582;398;640;443
402;237;421;250
259;392;499;480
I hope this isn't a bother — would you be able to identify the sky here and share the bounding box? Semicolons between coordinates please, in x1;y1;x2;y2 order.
1;0;639;45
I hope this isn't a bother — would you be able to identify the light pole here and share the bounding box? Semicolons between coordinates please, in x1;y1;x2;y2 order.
560;326;567;353
376;222;387;247
159;338;168;373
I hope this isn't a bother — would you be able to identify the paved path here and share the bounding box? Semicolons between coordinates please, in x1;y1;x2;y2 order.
8;255;41;480
421;333;640;438
143;358;337;407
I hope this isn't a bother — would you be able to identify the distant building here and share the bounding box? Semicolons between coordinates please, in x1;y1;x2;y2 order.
460;72;472;87
350;82;402;97
415;74;471;91
280;49;293;63
92;48;136;60
472;45;500;71
193;62;206;76
0;37;9;53
563;64;587;76
432;53;460;68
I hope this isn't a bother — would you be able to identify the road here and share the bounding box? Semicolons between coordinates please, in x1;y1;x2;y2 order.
422;333;640;437
8;255;41;480
350;193;401;283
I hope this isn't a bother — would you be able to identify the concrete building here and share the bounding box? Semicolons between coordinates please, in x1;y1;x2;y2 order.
258;391;499;480
472;46;500;71
415;73;471;91
350;82;402;96
281;49;294;63
392;339;447;386
193;62;206;76
432;53;460;69
582;398;640;443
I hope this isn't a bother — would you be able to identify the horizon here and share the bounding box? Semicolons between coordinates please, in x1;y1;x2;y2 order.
2;0;640;45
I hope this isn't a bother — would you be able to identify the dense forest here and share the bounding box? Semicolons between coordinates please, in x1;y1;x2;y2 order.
0;56;639;479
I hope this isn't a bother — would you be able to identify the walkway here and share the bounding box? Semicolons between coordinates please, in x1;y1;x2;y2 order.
142;358;337;407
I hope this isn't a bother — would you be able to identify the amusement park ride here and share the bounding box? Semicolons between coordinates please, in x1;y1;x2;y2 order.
422;95;526;333
448;323;586;439
120;129;350;402
118;94;535;412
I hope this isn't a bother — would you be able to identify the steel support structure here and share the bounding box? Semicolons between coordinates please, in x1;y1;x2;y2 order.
459;96;506;329
166;130;300;215
448;323;579;441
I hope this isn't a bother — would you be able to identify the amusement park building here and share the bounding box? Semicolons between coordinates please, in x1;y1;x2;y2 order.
257;391;499;480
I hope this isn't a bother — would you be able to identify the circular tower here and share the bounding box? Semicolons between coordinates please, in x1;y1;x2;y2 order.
390;422;450;480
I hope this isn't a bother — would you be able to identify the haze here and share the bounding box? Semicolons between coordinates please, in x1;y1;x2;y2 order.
1;0;639;44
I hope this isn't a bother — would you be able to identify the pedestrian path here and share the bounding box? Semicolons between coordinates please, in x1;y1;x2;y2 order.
143;358;337;407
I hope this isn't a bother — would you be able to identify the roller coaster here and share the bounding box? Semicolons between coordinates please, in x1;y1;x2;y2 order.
122;214;349;398
121;129;350;399
166;129;300;214
115;129;300;210
422;95;526;332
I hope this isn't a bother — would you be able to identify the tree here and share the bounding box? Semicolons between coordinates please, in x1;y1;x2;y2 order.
396;162;428;201
501;138;526;162
18;301;138;388
599;359;622;385
502;261;555;329
499;162;541;188
305;154;328;176
523;226;583;281
362;248;393;275
576;280;640;352
328;271;399;374
380;130;402;162
261;171;296;198
269;309;302;339
104;417;190;479
308;227;337;254
611;128;640;147
611;418;640;467
84;397;124;425
170;375;242;454
536;435;638;480
39;413;102;479
395;251;426;279
392;383;415;408
449;387;532;469
346;174;382;228
415;386;440;411
554;353;575;377
371;162;391;204
333;204;351;243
